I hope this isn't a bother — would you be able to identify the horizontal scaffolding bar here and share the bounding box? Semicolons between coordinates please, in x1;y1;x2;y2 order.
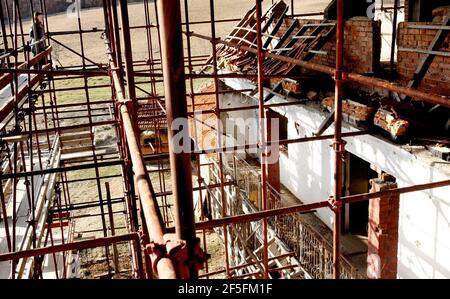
195;179;450;230
1;160;124;180
187;31;450;108
0;233;139;262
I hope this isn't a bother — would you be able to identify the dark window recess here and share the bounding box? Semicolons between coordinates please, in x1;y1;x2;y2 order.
325;0;375;20
271;111;288;153
408;0;450;22
342;153;378;236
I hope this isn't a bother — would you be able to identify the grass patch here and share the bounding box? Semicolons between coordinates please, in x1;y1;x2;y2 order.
65;165;121;182
52;75;212;106
53;76;112;105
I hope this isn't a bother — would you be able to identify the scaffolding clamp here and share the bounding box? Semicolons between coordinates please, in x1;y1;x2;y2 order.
116;98;134;114
145;234;208;279
334;70;342;81
332;139;347;162
328;196;343;212
342;71;349;81
334;70;349;81
118;98;132;105
117;98;133;110
332;139;346;152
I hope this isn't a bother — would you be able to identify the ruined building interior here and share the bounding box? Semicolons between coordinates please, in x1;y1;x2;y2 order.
0;0;449;280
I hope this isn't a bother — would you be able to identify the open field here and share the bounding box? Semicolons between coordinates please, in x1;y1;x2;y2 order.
19;1;330;66
44;0;329;105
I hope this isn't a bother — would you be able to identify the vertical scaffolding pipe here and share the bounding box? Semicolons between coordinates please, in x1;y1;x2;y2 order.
105;182;120;277
0;1;13;255
184;0;199;145
24;38;38;262
104;0;141;277
110;0;124;81
117;4;142;268
54;185;67;278
43;222;59;279
13;0;26;61
0;177;12;252
152;1;163;70
112;67;176;278
0;1;13;89
3;0;12;47
186;0;209;275
150;0;168;229
11;0;19;279
209;0;230;278
74;0;111;275
156;0;197;279
118;0;138;128
255;0;269;279
390;0;399;82
106;0;116;62
102;0;110;41
332;0;345;280
143;0;157;97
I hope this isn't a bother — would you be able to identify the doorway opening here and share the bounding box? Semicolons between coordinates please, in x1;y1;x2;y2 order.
343;153;378;236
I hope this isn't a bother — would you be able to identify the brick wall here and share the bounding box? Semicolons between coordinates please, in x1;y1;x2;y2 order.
397;22;450;96
314;19;381;74
404;0;409;21
1;0;142;19
367;179;399;279
283;18;382;74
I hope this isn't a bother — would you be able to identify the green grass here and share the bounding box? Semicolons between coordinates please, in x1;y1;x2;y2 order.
53;76;112;105
194;78;213;91
52;75;212;106
65;165;121;182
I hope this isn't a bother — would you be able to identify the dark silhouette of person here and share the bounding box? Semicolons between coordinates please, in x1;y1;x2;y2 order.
29;12;47;69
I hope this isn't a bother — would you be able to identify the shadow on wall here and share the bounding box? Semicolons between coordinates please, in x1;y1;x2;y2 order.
398;227;450;278
397;167;450;279
279;118;334;227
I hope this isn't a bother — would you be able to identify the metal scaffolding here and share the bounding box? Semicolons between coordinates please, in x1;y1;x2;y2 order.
0;0;449;279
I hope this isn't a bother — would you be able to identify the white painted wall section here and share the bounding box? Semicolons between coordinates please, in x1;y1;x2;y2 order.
222;77;450;279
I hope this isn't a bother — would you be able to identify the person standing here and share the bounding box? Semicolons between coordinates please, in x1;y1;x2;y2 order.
29;11;47;69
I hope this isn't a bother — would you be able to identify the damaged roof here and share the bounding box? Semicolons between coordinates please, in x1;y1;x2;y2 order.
211;1;336;75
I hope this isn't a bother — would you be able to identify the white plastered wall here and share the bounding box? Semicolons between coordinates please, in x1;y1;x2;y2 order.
223;77;450;278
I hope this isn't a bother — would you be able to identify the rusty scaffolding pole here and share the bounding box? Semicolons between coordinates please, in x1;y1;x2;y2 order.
332;0;345;279
156;0;198;279
255;0;270;279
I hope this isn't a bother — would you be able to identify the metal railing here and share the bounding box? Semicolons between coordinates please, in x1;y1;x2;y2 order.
267;184;363;279
221;155;363;279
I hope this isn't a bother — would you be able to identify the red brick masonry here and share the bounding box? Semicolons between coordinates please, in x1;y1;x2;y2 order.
397;22;450;96
367;179;400;279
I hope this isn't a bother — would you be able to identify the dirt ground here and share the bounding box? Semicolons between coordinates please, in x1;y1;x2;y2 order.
20;1;329;67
